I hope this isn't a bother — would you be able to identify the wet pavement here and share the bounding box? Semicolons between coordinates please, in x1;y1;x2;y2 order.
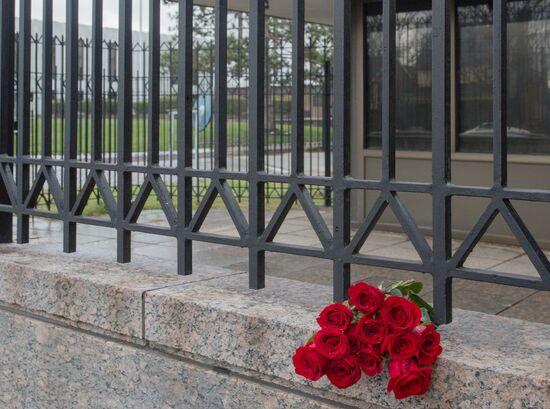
17;208;550;325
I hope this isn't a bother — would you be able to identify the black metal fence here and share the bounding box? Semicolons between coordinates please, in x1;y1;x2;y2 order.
1;0;549;325
19;19;333;211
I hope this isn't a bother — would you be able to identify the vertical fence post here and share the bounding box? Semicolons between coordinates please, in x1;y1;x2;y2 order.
42;0;53;159
0;0;15;243
148;0;160;167
249;0;266;290
381;0;396;182
323;61;331;207
332;0;351;303
177;0;193;276
117;0;132;263
92;0;103;162
16;0;31;245
432;0;452;325
291;0;305;177
215;0;228;170
493;0;507;189
63;0;78;253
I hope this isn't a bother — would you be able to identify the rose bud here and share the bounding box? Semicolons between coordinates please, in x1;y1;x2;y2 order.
356;315;387;345
380;296;422;332
316;304;354;331
314;328;350;360
345;324;364;354
413;324;443;366
358;345;383;377
382;331;420;361
326;355;362;389
292;344;328;381
348;282;385;315
387;358;433;400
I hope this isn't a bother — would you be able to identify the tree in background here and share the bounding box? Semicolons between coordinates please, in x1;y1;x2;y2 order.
160;3;332;132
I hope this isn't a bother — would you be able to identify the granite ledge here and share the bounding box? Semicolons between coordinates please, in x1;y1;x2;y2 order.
0;244;239;339
145;274;550;409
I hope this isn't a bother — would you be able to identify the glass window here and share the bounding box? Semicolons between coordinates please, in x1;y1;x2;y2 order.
365;1;433;151
457;0;550;154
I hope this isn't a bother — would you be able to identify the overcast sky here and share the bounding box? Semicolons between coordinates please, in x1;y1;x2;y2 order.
16;0;178;34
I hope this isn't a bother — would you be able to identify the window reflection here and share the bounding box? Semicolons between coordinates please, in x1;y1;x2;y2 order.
365;2;433;151
365;0;550;155
458;0;550;154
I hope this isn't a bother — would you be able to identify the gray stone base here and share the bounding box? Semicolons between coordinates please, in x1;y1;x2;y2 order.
0;244;548;409
0;309;343;409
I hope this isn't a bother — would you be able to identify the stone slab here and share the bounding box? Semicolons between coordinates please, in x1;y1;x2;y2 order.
0;309;349;409
145;274;550;409
499;291;550;324
0;244;239;339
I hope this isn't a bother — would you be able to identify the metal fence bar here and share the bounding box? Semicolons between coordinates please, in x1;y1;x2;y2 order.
323;61;332;207
432;0;453;324
63;0;78;253
248;0;266;290
148;0;160;166
493;0;507;188
332;0;351;302
17;0;31;244
117;0;132;262
291;0;305;176
215;0;228;170
42;0;53;159
381;0;396;181
92;0;103;162
177;0;194;276
0;0;15;243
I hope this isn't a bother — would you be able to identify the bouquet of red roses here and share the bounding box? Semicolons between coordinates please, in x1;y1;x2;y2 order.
292;280;442;400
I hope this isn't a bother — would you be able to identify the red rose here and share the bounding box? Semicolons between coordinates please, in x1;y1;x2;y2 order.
414;324;443;366
292;344;327;381
380;296;422;332
348;282;385;315
358;345;383;377
345;324;364;354
356;316;387;345
382;331;420;360
314;328;350;359
317;304;353;331
387;359;433;400
326;355;362;389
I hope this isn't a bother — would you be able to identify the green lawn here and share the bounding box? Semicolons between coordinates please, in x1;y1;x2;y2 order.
38;178;328;217
28;117;327;156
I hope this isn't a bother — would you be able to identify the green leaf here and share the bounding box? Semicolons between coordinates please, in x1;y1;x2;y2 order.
389;288;403;297
387;280;406;292
399;280;423;296
307;334;316;344
405;281;423;294
420;307;432;324
409;293;433;314
384;279;423;296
